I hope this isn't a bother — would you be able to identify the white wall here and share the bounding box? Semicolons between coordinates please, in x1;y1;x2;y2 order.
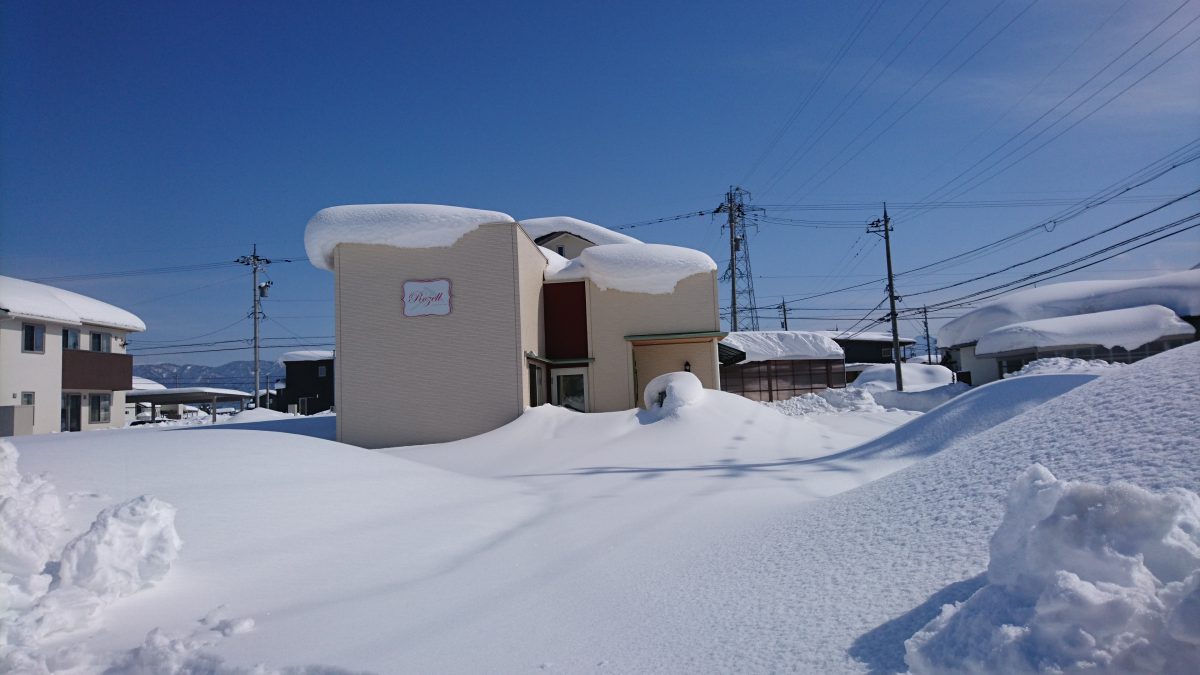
0;317;64;435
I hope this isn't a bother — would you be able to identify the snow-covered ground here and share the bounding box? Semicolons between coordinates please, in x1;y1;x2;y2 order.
3;345;1197;673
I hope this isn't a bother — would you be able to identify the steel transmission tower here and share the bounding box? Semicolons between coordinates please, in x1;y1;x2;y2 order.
715;186;763;332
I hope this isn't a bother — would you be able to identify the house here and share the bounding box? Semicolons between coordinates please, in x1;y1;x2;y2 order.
304;204;723;448
808;330;917;382
0;275;145;435
518;216;641;259
938;270;1200;385
274;350;334;414
718;331;847;402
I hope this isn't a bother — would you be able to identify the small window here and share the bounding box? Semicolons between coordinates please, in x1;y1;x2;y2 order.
318;365;328;378
90;332;112;352
22;323;45;353
88;393;112;423
556;245;565;256
20;392;35;406
62;328;80;350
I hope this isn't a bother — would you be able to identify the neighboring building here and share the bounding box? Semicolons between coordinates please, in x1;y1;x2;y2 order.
938;270;1200;385
305;204;722;448
274;350;335;414
0;275;145;435
519;216;641;259
809;330;917;382
718;331;847;402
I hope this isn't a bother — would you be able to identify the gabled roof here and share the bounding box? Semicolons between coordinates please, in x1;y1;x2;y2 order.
519;216;641;246
975;305;1195;356
0;275;146;332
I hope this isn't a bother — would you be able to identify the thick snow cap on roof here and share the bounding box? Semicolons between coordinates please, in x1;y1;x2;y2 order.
545;243;717;294
810;329;916;345
0;275;146;332
721;331;844;363
131;376;167;391
279;350;334;363
519;216;641;246
975;304;1194;356
305;204;516;271
938;269;1200;348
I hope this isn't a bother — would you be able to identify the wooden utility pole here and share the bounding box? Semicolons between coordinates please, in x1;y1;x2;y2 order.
867;205;904;391
780;301;790;330
922;305;934;364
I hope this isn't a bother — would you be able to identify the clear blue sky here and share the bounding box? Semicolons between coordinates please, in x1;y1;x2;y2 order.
3;0;1197;365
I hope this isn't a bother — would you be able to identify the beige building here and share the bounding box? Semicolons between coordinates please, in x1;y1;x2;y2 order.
305;205;723;448
0;275;144;435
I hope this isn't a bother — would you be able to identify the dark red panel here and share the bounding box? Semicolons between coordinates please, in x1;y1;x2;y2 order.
544;282;588;359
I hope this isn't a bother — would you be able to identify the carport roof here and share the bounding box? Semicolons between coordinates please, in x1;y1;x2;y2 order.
124;387;252;405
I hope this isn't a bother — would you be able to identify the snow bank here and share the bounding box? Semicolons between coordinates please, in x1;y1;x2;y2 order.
976;304;1194;356
871;382;971;413
906;464;1200;674
643;371;705;416
219;407;295;424
277;350;333;363
520;216;641;246
1009;357;1128;378
938;269;1200;348
854;363;954;391
57;496;182;599
721;331;844;363
546;243;717;294
0;275;146;332
304;204;516;271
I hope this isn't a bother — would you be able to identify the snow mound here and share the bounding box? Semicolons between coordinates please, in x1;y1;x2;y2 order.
870;382;971;413
1009;357;1128;378
854;363;954;391
520;216;641;246
721;331;844;363
304;204;516;271
643;372;705;416
763;393;839;416
976;304;1194;356
547;243;717;294
57;495;182;599
0;440;65;578
906;464;1200;674
278;350;333;363
937;269;1200;348
219;407;295;424
0;275;146;332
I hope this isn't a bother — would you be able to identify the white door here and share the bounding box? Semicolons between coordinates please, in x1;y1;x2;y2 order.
551;367;588;412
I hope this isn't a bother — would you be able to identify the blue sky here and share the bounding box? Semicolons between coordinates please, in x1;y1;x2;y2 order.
2;0;1197;366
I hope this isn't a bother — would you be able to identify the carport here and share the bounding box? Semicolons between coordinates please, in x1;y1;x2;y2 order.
124;387;252;425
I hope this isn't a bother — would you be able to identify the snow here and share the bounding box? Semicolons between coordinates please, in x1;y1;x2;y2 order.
0;275;146;333
1008;357;1128;377
976;304;1195;356
905;464;1200;673
217;407;295;424
125;387;252;399
545;243;718;294
304;204;516;271
537;246;572;276
276;350;333;363
938;269;1200;348
853;362;955;391
130;377;165;391
721;330;844;363
519;216;641;246
642;371;705;416
811;329;917;344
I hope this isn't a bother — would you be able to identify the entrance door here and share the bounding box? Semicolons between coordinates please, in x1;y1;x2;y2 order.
551;368;588;412
60;393;82;432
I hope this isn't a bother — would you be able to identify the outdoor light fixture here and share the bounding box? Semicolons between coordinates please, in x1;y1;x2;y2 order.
684;361;692;372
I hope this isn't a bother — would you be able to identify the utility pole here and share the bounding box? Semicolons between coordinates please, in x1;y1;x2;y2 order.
780;301;790;330
922;305;934;364
236;245;272;408
867;205;904;391
714;186;763;332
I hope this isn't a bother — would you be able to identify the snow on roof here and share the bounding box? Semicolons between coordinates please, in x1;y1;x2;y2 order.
720;331;844;363
519;216;641;246
937;269;1200;348
975;304;1195;356
279;350;334;364
809;330;917;345
544;243;717;294
131;376;167;391
304;204;516;271
0;275;146;332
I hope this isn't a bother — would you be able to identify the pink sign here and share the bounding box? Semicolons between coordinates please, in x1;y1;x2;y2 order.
403;279;452;317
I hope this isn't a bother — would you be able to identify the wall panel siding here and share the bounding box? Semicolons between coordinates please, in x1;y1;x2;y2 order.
334;224;524;448
515;230;547;409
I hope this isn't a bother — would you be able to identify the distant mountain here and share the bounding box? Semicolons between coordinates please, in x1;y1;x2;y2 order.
134;360;287;392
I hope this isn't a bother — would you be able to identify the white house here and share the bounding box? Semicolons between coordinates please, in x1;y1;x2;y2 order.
0;275;145;435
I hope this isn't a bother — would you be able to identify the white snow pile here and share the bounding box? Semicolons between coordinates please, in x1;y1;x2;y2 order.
304;203;516;271
545;243;717;294
0;275;146;333
643;371;706;416
871;382;971;413
1;440;181;668
219;407;295;424
905;463;1200;674
1008;357;1128;378
721;331;844;363
277;350;333;363
938;269;1200;348
538;245;573;276
854;362;955;391
519;216;641;246
765;387;884;415
976;304;1194;356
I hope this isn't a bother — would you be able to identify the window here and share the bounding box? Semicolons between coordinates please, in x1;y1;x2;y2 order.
90;332;112;352
88;393;111;423
318;365;328;378
62;328;80;350
22;323;45;353
527;363;545;406
551;368;587;412
21;392;34;406
556;245;565;256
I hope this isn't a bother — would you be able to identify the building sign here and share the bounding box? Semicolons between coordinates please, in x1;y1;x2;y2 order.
403;279;452;317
